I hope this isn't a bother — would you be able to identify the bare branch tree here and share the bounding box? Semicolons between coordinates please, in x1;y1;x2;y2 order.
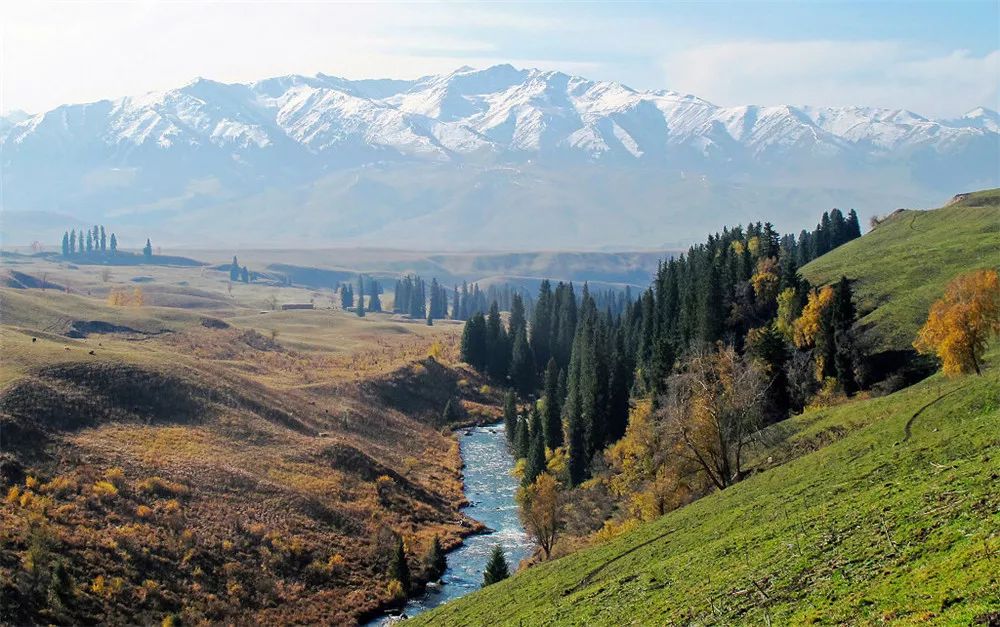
658;345;769;490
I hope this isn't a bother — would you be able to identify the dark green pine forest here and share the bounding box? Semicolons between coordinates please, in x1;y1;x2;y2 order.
460;209;864;487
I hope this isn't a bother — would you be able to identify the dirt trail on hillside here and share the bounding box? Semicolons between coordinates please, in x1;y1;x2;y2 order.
902;386;968;442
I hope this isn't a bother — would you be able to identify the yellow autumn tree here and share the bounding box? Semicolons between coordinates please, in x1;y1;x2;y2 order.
517;472;563;559
107;287;145;307
606;400;692;522
793;286;834;349
751;257;781;301
914;269;1000;376
775;288;798;341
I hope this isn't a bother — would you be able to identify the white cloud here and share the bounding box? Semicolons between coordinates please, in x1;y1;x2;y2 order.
663;40;1000;118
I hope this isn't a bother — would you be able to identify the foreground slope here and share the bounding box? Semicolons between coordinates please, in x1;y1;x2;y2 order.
801;189;1000;353
413;359;1000;625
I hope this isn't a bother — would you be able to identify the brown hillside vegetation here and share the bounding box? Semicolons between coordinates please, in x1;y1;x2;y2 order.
0;259;500;625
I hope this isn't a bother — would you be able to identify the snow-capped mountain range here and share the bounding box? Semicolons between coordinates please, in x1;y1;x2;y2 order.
2;65;997;249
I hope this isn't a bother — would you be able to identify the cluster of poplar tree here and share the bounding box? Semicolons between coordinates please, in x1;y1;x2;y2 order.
348;274;382;316
61;226;118;257
391;275;539;321
465;214;866;488
393;275;449;320
228;256;253;283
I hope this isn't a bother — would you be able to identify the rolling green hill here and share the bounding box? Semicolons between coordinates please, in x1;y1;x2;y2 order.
413;355;1000;626
801;189;1000;353
411;189;1000;626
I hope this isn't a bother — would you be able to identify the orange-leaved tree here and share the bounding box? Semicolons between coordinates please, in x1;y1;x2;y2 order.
914;268;1000;376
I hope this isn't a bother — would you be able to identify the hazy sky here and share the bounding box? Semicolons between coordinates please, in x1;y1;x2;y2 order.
3;1;998;118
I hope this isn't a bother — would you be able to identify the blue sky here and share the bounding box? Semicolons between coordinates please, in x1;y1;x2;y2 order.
4;1;998;117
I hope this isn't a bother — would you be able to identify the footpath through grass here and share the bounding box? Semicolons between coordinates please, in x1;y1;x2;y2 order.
801;189;1000;353
412;360;1000;626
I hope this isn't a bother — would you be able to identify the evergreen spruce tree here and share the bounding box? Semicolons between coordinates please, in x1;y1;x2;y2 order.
509;327;536;397
523;424;546;487
530;280;553;371
829;209;847;248
85;230;93;253
831;276;856;333
503;391;518;445
240;266;249;283
779;254;800;292
541;358;562;448
796;230;812;266
61;232;70;257
846;209;862;240
230;256;240;281
831;276;859;395
485;302;509;380
143;239;152;261
388;536;410;591
509;293;527;339
514;416;530;459
424;535;447;581
482;545;509;587
69;229;77;255
460;313;488;371
606;332;631;443
700;262;724;343
99;226;107;252
355;275;366;317
369;287;382;313
109;233;117;255
426;312;433;326
553;283;577;368
566;408;588;486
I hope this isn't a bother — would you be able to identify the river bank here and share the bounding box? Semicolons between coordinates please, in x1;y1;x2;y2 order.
367;422;532;625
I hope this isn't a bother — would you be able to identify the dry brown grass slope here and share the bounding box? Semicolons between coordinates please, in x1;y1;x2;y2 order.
0;256;500;625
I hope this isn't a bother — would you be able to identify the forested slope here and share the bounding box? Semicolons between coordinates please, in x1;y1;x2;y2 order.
801;189;1000;353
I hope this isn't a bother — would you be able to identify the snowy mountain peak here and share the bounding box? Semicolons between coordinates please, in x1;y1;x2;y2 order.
1;65;996;249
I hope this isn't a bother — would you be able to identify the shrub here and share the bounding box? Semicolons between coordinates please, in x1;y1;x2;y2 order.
386;579;405;601
136;505;154;519
137;476;189;498
594;517;640;544
104;467;126;487
25;476;40;489
428;341;444;360
91;481;119;499
41;475;78;497
6;486;20;504
375;475;395;504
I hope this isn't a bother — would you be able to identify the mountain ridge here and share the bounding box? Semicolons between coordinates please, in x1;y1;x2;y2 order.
2;65;998;248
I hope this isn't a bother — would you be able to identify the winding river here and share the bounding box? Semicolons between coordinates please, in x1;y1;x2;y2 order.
370;422;532;624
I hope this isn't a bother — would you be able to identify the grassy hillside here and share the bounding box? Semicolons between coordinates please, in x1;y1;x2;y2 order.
801;189;1000;353
412;356;1000;625
411;189;1000;626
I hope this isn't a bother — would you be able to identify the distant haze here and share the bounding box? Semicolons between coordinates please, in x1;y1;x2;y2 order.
2;65;997;249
